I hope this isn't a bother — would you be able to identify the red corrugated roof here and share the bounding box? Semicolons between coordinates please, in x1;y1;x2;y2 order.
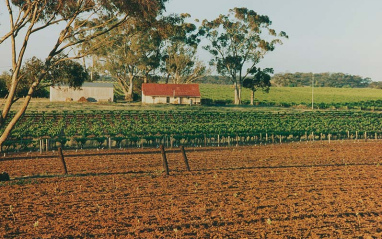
142;83;201;97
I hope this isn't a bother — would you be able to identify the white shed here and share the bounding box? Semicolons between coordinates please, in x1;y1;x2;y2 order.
50;82;114;102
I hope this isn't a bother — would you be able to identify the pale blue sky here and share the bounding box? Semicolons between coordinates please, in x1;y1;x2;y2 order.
1;0;382;81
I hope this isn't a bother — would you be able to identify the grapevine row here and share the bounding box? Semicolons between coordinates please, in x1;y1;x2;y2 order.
2;110;382;151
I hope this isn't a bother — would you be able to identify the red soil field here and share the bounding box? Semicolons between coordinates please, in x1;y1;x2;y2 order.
1;141;382;238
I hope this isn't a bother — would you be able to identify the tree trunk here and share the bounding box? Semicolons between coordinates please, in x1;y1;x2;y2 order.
0;82;37;151
117;76;133;101
125;75;134;101
238;82;242;105
1;68;21;123
250;90;255;105
234;81;239;105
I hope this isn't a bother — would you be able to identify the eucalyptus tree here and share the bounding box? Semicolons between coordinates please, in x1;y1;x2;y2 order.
86;18;163;101
88;13;203;100
4;57;88;98
163;41;207;84
160;14;206;84
243;68;273;105
200;7;287;104
0;0;167;150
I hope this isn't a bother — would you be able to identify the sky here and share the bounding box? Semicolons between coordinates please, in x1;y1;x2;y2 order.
1;0;382;81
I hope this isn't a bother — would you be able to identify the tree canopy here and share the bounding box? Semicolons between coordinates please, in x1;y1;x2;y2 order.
272;72;372;88
200;7;287;104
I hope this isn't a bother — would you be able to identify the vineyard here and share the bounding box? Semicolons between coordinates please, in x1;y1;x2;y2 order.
2;110;382;152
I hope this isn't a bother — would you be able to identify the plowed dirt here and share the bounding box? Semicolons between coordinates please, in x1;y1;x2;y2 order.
1;141;382;238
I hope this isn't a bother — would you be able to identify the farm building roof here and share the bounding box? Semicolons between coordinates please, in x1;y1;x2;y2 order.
142;83;201;97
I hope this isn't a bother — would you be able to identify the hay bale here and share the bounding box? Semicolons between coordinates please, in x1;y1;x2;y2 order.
78;97;88;102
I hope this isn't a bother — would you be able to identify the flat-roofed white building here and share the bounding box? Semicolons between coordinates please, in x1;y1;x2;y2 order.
50;82;114;102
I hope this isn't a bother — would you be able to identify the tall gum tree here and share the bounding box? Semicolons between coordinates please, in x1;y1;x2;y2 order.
84;17;163;101
87;13;203;100
0;0;167;150
160;14;206;84
200;7;288;104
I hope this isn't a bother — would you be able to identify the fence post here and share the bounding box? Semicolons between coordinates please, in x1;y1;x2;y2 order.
365;131;367;142
180;146;191;171
160;145;169;176
217;134;220;147
58;147;68;175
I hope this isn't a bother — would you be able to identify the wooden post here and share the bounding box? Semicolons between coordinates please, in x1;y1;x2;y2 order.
108;137;111;149
180;146;191;171
39;139;43;154
228;136;231;147
365;131;367;142
279;135;282;144
328;134;331;144
58;147;68;175
217;134;220;147
46;139;49;151
160;145;169;175
375;132;378;140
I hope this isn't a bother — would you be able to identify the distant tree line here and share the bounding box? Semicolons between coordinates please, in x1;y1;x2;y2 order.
272;72;373;88
198;75;232;85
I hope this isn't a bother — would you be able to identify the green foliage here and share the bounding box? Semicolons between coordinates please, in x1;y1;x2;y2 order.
0;72;9;97
243;68;273;92
2;57;88;98
200;7;287;104
48;57;89;88
4;110;382;145
272;72;372;88
198;75;232;85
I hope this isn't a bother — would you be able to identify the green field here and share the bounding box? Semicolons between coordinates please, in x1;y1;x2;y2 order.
2;85;382;113
200;84;382;105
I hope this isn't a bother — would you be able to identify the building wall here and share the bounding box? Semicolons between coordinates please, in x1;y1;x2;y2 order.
142;94;200;105
50;85;114;102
